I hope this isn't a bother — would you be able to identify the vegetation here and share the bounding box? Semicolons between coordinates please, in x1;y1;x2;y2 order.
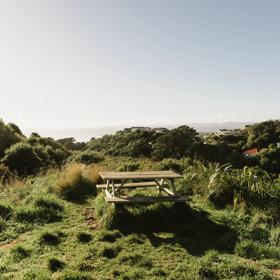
0;119;279;278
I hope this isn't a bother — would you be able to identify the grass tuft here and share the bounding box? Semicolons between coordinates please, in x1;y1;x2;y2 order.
0;203;13;220
77;232;92;243
11;245;31;261
39;230;65;246
53;164;99;201
48;257;65;272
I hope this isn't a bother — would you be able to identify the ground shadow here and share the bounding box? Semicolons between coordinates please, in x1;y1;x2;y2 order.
111;203;238;256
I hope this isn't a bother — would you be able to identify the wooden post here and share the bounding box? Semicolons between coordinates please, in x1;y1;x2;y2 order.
111;180;116;197
170;179;177;195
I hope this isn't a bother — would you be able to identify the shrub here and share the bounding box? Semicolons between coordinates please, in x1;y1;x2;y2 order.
117;161;140;172
48;257;65;272
11;245;31;261
0;120;23;157
54;164;98;201
270;227;280;247
2;142;42;176
69;150;104;165
0;203;13;220
77;232;92;243
159;158;186;173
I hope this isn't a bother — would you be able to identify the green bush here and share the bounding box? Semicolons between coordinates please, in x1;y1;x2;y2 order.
0;120;23;157
69;150;104;164
269;227;280;246
2;142;42;176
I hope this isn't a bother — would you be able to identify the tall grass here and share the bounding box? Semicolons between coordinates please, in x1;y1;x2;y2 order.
52;164;100;201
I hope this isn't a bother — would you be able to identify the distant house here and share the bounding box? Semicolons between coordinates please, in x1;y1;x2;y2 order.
243;148;259;156
216;129;242;137
130;127;152;132
153;127;168;133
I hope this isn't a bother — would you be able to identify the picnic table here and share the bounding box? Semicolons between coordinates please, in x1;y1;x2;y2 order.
97;171;188;204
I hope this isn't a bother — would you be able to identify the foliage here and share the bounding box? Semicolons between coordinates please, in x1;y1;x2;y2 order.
68;150;104;164
208;165;273;208
53;164;99;201
246;120;280;149
2;142;43;176
0;119;23;157
56;137;87;151
151;126;201;160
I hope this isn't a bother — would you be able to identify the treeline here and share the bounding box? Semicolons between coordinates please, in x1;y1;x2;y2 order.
0;119;280;177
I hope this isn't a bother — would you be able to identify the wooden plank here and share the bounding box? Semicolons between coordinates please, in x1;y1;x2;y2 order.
96;181;168;189
163;187;174;196
99;171;183;180
104;189;112;198
105;195;189;204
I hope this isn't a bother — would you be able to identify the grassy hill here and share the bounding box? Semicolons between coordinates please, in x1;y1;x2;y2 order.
0;163;279;279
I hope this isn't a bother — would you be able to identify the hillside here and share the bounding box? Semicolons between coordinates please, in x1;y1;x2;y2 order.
0;162;279;279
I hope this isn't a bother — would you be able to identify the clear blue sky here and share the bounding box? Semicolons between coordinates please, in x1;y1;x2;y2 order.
0;0;279;130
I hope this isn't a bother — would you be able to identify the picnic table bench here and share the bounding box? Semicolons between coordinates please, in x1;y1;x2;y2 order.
97;171;188;204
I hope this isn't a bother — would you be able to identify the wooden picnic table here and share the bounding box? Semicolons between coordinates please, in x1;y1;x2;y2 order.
97;171;188;204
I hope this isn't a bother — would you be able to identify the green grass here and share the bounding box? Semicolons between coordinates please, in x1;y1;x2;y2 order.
0;167;278;279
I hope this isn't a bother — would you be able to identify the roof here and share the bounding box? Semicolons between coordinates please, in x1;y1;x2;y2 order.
243;148;258;156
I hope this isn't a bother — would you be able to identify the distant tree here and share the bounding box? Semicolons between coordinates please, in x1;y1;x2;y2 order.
151;126;201;160
0;120;23;157
246;120;280;149
257;146;280;174
56;138;86;151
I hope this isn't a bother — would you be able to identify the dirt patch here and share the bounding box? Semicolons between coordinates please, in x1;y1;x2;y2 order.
83;207;98;230
0;231;33;251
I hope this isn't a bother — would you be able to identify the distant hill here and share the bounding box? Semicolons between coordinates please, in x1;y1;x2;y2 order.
22;122;255;142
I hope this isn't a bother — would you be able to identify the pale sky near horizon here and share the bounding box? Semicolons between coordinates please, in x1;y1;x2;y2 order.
0;0;280;131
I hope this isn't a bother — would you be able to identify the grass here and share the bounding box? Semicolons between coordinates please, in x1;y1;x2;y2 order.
53;164;99;201
0;162;278;279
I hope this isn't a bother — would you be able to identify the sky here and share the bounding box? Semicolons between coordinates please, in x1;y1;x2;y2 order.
0;0;280;133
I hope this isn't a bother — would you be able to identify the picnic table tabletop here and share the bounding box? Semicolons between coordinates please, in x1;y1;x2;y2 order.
99;171;183;180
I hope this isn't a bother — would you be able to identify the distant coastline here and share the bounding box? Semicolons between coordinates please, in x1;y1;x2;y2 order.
22;122;255;142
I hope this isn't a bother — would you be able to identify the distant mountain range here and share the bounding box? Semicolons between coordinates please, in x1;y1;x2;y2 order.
22;122;255;142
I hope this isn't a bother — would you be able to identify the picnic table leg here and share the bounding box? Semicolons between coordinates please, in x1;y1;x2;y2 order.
106;180;110;191
170;179;177;195
112;180;116;197
154;179;164;196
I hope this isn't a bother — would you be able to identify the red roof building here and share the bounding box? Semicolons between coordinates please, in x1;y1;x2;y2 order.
243;148;258;156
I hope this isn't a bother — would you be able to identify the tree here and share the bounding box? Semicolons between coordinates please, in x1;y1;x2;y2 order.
0;120;23;157
1;143;42;176
151;126;201;160
246;120;280;149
